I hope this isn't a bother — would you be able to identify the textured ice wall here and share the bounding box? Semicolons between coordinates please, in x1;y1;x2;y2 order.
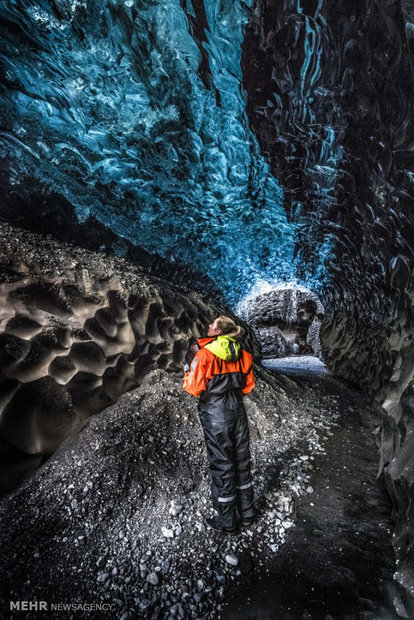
0;221;259;494
242;0;414;400
0;0;321;304
241;2;414;601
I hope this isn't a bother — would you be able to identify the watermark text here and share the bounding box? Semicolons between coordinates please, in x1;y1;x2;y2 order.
10;601;115;612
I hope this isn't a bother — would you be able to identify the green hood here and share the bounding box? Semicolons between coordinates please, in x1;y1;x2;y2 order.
204;335;241;361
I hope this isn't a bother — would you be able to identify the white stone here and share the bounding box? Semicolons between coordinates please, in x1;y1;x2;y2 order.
225;553;239;566
197;579;204;591
169;505;182;517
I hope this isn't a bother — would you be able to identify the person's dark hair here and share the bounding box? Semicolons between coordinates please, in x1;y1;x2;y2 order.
216;316;244;340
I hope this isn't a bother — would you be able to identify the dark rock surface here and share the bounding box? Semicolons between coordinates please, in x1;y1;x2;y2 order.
0;222;259;495
242;287;323;358
243;288;324;328
253;325;291;359
401;0;414;46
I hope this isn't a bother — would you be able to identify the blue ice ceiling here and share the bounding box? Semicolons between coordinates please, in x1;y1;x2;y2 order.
0;0;333;304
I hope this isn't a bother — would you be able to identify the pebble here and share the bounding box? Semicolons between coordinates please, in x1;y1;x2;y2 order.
169;504;182;517
97;572;109;583
146;571;160;586
161;527;174;538
197;579;204;591
225;553;239;567
306;486;314;494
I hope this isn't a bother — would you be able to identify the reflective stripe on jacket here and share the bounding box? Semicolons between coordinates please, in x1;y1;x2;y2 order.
182;336;255;398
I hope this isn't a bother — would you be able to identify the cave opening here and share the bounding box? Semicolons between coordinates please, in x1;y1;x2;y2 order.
237;281;325;366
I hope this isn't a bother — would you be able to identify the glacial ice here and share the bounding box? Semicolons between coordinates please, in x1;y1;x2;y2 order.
0;0;332;304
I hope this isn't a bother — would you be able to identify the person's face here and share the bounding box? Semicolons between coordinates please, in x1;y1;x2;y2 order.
207;319;222;337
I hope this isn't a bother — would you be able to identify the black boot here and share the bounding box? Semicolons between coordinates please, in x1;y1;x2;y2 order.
204;516;238;534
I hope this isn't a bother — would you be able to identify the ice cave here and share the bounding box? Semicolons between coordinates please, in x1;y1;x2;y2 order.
0;0;413;617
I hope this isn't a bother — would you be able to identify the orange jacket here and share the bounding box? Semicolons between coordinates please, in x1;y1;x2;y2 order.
182;337;255;398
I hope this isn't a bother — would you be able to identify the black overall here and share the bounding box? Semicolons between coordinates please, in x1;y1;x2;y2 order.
198;377;254;529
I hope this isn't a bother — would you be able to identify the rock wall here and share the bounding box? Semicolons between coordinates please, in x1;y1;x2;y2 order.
244;288;324;358
253;326;291;358
0;223;259;495
320;277;414;605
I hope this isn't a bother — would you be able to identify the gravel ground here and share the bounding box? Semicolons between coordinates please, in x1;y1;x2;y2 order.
0;362;391;619
224;371;402;619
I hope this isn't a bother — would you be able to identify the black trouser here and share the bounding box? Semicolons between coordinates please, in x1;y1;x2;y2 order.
198;391;254;529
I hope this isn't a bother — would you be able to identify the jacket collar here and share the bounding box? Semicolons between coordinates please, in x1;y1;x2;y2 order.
197;337;216;348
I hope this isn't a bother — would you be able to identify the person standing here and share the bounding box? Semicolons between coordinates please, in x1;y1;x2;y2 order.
182;316;255;533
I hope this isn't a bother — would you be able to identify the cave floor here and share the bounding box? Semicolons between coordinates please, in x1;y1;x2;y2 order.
223;367;404;620
0;365;405;620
